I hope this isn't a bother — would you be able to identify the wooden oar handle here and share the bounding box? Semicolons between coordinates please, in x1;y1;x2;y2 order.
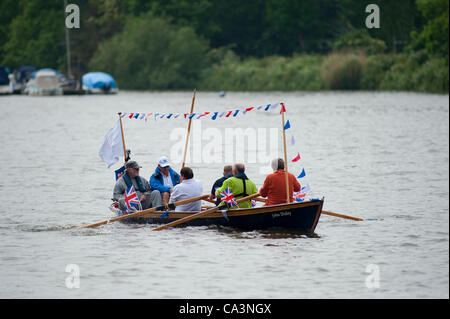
153;193;260;231
322;210;363;221
76;194;209;229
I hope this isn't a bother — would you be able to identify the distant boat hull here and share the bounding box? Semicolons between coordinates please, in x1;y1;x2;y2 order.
82;72;118;94
83;86;118;94
115;200;323;232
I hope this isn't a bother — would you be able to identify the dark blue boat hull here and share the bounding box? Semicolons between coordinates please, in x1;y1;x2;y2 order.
120;200;323;232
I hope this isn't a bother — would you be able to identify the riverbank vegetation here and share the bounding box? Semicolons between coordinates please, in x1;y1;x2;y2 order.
1;0;448;93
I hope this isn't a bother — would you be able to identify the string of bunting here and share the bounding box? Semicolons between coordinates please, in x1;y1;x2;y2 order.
120;102;281;122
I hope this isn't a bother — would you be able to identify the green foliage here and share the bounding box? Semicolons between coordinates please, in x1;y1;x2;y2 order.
378;51;449;93
332;29;387;55
360;54;399;89
200;53;324;91
2;0;65;69
409;0;449;57
88;14;211;89
321;53;365;90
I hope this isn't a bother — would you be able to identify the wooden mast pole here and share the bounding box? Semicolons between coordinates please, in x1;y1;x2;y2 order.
117;112;128;163
181;89;196;168
281;105;290;203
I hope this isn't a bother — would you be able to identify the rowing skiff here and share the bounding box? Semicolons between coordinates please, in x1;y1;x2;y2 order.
111;199;323;232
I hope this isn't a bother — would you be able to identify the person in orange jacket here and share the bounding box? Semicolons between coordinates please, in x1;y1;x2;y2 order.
259;158;301;206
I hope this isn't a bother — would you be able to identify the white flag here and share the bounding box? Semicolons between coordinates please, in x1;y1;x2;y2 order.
98;120;124;168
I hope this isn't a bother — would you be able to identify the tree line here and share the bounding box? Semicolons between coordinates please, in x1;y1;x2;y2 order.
0;0;448;92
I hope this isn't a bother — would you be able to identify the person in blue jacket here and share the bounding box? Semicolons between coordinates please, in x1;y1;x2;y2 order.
150;156;180;205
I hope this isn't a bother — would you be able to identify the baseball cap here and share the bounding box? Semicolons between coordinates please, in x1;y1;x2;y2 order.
158;156;170;167
125;160;141;169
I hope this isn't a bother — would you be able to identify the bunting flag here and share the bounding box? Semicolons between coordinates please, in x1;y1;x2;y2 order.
212;112;218;120
280;102;286;114
290;136;295;146
297;168;306;179
284;120;291;130
292;153;301;162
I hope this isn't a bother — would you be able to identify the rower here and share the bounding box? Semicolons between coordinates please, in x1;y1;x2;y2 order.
259;158;300;206
149;156;181;205
210;165;233;204
113;160;162;212
169;167;203;212
216;163;258;209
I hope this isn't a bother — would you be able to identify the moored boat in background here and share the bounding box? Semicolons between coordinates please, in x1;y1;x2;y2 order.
82;72;118;94
8;65;36;94
0;65;13;94
24;69;63;96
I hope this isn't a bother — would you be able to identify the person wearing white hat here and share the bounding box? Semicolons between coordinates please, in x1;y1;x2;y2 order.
149;156;181;205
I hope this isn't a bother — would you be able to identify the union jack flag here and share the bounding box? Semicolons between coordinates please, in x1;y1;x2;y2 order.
124;186;140;212
220;187;238;207
293;191;306;202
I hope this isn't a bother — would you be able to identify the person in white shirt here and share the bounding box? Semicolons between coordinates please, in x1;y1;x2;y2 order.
169;167;203;212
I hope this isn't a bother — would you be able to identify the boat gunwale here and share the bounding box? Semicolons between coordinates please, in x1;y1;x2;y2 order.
131;199;324;219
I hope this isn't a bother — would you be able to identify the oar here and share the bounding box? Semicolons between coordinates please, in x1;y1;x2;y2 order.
254;196;363;221
76;194;209;229
321;210;364;221
152;193;261;231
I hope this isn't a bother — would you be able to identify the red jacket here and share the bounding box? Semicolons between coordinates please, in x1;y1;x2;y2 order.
259;170;301;206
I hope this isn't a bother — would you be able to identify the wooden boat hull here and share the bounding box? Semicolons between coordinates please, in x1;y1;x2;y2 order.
120;199;323;232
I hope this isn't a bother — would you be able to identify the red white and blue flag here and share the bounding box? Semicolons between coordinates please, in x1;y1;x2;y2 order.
115;165;125;181
220;187;238;207
124;186;140;212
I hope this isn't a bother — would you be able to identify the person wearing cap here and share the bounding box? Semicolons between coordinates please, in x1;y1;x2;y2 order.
113;160;162;212
259;158;300;206
149;156;181;205
169;167;203;212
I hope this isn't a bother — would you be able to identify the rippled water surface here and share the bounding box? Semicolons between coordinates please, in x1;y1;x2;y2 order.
0;91;448;298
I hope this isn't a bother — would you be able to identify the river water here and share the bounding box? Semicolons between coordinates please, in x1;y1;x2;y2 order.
0;91;448;299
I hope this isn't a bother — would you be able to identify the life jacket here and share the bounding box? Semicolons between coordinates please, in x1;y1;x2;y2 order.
123;172;145;193
233;173;249;199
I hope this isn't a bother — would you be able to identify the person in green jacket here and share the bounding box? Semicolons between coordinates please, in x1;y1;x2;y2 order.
216;163;258;209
